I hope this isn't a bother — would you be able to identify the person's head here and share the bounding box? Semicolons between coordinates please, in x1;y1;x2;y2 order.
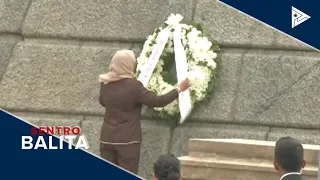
273;136;306;175
99;50;136;84
109;49;136;75
153;154;181;180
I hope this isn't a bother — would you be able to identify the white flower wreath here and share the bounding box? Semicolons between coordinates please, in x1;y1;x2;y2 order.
136;14;219;120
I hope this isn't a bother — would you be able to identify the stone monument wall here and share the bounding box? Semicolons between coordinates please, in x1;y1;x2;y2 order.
0;0;319;179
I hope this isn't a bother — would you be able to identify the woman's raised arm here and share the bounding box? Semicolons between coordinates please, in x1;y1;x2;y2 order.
134;79;189;107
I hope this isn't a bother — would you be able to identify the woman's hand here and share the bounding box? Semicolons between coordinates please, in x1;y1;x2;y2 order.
177;79;190;92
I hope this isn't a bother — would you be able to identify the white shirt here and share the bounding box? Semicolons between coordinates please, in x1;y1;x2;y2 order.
280;172;301;180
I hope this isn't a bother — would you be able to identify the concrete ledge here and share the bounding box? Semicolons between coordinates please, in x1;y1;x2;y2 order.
188;139;320;165
170;122;269;157
180;138;319;180
179;156;317;180
179;156;317;175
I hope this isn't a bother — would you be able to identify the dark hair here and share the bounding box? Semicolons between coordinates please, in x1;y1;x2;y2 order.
275;136;304;172
153;154;181;180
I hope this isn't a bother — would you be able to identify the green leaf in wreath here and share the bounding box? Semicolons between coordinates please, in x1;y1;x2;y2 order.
161;71;176;85
161;53;175;71
136;70;141;77
146;51;152;57
190;22;204;33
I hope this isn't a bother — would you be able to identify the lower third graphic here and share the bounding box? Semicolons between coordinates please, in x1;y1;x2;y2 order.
292;6;311;28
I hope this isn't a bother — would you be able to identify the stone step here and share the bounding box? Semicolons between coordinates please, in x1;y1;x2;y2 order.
179;156;318;180
188;138;320;166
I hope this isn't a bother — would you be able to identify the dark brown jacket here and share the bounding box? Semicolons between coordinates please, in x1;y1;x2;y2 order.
99;78;178;143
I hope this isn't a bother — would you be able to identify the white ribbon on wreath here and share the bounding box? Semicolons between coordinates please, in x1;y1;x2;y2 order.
138;14;192;124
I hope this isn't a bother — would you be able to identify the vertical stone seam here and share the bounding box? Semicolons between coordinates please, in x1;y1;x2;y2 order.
129;43;135;50
164;0;172;24
265;127;272;141
166;124;176;154
247;20;259;49
20;0;33;38
0;38;21;85
75;116;86;142
191;0;198;21
229;50;247;121
316;150;319;166
271;30;278;47
168;0;173;14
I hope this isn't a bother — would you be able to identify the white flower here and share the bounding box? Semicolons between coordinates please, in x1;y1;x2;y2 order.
165;14;183;27
187;28;201;40
198;37;212;52
188;69;206;83
165;40;174;53
142;44;151;53
146;35;154;43
207;59;217;69
180;24;191;30
136;55;149;71
168;31;174;41
207;51;217;59
154;59;164;73
182;29;187;35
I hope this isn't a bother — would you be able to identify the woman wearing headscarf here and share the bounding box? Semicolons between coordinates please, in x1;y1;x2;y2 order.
98;50;189;174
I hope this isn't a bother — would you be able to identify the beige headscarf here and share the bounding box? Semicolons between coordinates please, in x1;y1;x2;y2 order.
99;50;136;84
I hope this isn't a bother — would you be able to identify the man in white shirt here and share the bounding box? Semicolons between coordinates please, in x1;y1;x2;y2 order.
273;137;306;180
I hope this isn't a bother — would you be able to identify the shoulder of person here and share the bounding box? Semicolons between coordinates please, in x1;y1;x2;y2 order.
127;78;142;86
120;78;143;89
